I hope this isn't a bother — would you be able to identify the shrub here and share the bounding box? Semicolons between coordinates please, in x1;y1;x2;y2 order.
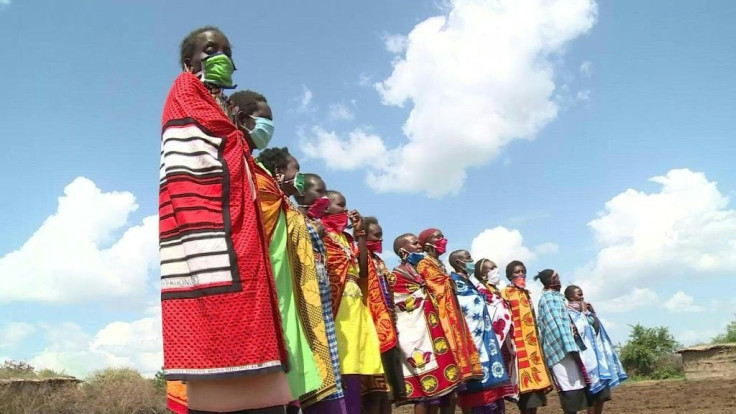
619;324;683;378
712;315;736;344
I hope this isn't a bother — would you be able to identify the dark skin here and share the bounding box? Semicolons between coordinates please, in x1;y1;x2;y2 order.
543;271;561;291
295;175;327;237
325;192;366;279
423;229;446;259
396;234;423;261
479;260;498;284
566;287;604;414
511;264;527;284
274;156;300;198
449;250;473;277
232;100;273;152
182;30;232;74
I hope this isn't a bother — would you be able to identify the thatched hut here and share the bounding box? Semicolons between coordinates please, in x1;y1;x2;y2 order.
677;343;736;381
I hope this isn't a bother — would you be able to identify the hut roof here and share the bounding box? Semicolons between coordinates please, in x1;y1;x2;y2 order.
676;343;736;353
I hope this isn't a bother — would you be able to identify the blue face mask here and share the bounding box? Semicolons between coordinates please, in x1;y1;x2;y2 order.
464;260;475;276
405;251;426;266
248;117;274;150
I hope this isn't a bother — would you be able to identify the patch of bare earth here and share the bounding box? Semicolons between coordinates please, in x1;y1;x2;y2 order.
395;379;736;413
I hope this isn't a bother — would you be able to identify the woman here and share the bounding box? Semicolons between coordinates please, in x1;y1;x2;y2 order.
159;27;289;413
565;285;627;414
251;144;322;401
416;230;482;384
361;216;404;413
321;190;385;413
501;261;552;414
448;251;513;414
535;270;588;414
390;233;460;414
474;259;519;402
294;173;347;414
257;148;341;406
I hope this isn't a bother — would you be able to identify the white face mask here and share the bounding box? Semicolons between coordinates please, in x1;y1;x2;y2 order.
487;268;501;285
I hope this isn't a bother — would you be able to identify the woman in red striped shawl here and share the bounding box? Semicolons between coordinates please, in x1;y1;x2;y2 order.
159;27;289;414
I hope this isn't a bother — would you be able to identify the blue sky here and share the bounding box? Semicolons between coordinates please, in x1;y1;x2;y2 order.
1;0;735;377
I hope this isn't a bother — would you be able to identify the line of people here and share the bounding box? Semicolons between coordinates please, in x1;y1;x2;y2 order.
159;26;627;414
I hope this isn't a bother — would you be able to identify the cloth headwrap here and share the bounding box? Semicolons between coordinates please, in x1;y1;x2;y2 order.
418;228;439;246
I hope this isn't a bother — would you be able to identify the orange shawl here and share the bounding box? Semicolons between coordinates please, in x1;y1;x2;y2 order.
501;285;553;394
417;257;482;381
322;231;356;317
366;255;399;353
253;162;284;241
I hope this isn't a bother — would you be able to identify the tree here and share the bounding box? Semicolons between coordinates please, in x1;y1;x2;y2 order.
153;367;167;393
712;314;736;344
619;324;681;378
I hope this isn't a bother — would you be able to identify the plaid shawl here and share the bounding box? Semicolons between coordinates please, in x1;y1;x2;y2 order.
537;290;580;367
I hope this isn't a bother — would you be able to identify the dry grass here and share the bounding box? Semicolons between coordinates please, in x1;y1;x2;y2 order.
0;362;167;414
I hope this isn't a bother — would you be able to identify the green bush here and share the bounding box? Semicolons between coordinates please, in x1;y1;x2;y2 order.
619;324;683;378
711;315;736;344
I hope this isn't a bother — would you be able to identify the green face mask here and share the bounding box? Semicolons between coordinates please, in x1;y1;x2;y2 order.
201;52;236;89
293;172;305;196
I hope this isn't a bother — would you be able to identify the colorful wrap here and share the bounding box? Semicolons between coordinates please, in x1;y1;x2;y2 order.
501;285;552;394
324;232;385;377
323;231;353;316
417;258;483;382
536;290;580;368
285;207;338;404
159;72;286;380
389;263;460;403
367;255;399;353
253;162;321;399
165;380;187;414
305;221;345;402
568;306;627;394
450;273;513;408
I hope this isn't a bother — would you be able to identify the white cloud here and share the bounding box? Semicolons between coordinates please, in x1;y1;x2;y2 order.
0;0;10;8
299;0;597;197
0;322;36;348
580;60;592;77
534;242;559;255
0;177;158;304
470;226;537;271
383;33;408;54
300;126;388;170
677;328;719;347
596;288;659;313
31;314;162;378
576;89;591;101
296;85;314;113
575;169;736;305
328;103;355;121
664;291;705;313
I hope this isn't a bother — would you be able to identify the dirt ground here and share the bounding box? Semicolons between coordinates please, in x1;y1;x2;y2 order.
394;378;736;413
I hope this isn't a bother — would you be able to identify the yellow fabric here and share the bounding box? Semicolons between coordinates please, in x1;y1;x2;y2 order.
285;208;337;405
335;279;385;375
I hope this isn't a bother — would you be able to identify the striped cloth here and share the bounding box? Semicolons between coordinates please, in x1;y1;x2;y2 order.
306;222;345;400
537;290;580;367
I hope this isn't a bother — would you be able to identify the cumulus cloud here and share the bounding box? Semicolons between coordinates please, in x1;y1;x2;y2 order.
296;85;314;113
328;102;355;121
299;0;597;196
0;322;36;349
575;169;736;306
383;33;408;54
0;177;158;304
300;126;388;170
470;227;536;268
31;312;162;378
596;288;658;313
664;291;705;313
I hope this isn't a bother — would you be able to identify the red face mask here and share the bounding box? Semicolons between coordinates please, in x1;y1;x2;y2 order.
513;277;527;289
321;211;349;234
306;196;330;219
433;238;448;255
366;240;383;254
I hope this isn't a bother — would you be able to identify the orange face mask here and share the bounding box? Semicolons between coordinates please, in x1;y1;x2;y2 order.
514;277;526;288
